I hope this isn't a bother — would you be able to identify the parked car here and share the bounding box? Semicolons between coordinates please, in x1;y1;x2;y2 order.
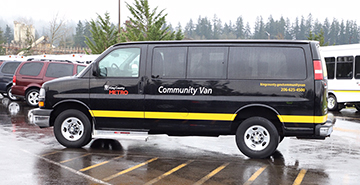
11;60;87;106
0;60;23;100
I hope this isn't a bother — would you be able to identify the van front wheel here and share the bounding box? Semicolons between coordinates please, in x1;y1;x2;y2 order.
54;109;92;148
236;117;279;159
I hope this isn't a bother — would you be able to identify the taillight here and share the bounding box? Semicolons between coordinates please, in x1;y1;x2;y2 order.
12;75;16;85
313;60;323;80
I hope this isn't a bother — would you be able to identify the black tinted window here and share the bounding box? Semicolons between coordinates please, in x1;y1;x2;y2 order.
152;47;187;78
19;62;44;76
355;56;360;79
325;57;335;79
228;47;306;79
187;47;227;79
1;62;21;74
45;63;74;78
336;56;353;79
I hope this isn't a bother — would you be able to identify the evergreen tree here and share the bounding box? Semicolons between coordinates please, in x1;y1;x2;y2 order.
74;21;86;47
4;25;13;45
212;14;222;39
307;29;329;46
85;12;118;54
235;16;244;39
175;23;184;40
119;0;182;42
0;27;5;55
184;19;196;39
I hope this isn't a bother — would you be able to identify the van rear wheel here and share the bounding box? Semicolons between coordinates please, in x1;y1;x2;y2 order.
236;117;279;159
54;109;92;148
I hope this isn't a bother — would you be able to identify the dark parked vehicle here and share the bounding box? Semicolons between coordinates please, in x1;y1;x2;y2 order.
11;60;86;107
0;60;22;100
32;40;335;158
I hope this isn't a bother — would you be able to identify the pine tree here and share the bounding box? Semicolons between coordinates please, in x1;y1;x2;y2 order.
119;0;183;42
4;25;13;45
85;12;118;54
74;21;86;47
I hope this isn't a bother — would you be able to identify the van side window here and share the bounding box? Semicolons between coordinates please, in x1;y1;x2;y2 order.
152;47;186;78
228;47;306;79
354;56;360;79
187;47;227;79
98;48;140;77
325;57;335;79
336;56;353;79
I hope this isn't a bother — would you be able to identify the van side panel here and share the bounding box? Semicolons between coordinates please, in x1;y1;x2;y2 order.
144;43;316;136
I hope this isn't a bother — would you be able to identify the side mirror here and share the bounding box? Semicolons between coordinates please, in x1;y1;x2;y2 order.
99;67;108;77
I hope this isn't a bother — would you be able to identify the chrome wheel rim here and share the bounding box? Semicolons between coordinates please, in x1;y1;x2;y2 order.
328;96;335;109
61;117;84;141
244;125;270;151
28;91;39;106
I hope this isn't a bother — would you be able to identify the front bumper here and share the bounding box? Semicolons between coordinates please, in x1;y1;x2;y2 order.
32;108;53;128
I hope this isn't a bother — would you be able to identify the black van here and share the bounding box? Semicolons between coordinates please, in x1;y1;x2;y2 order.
32;40;335;158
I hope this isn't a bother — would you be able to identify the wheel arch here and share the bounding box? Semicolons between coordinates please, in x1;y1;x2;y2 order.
231;104;284;137
50;100;93;128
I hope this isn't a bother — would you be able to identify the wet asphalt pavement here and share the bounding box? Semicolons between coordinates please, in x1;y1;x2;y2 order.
0;94;360;185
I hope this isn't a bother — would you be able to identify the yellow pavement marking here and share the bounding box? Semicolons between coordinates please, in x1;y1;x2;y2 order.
79;155;124;172
243;165;268;185
144;160;194;185
103;157;158;182
193;162;230;185
293;169;307;185
60;153;91;164
41;151;60;157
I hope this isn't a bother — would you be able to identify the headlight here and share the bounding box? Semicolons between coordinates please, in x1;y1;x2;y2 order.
38;88;45;107
39;88;45;99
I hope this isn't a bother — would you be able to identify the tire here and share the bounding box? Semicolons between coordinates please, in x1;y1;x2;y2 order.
26;89;39;107
7;86;19;101
54;109;92;148
236;117;279;159
327;94;338;111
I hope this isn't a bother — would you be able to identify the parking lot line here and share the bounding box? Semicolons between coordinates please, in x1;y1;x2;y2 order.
144;160;194;185
79;155;124;172
193;162;230;185
60;153;91;164
41;151;60;157
243;165;268;185
293;169;307;185
102;157;158;182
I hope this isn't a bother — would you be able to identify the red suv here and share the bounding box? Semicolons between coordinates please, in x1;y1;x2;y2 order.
12;60;87;106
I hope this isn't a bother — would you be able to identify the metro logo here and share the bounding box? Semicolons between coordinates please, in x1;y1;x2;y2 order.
109;90;129;95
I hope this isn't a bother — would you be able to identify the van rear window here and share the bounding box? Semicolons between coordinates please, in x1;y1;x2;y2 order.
228;47;306;80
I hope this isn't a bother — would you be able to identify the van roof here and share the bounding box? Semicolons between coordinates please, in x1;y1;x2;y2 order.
113;40;316;47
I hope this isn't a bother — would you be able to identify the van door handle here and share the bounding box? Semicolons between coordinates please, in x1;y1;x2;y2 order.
139;81;143;93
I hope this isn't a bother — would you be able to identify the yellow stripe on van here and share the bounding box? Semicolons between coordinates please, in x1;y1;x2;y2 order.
90;110;144;118
145;112;237;121
277;115;328;124
89;110;236;121
90;110;327;123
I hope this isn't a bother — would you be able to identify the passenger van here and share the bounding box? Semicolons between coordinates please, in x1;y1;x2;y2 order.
32;40;335;158
320;44;360;111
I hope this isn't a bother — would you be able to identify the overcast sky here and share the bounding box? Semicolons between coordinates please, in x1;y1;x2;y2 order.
2;0;359;28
